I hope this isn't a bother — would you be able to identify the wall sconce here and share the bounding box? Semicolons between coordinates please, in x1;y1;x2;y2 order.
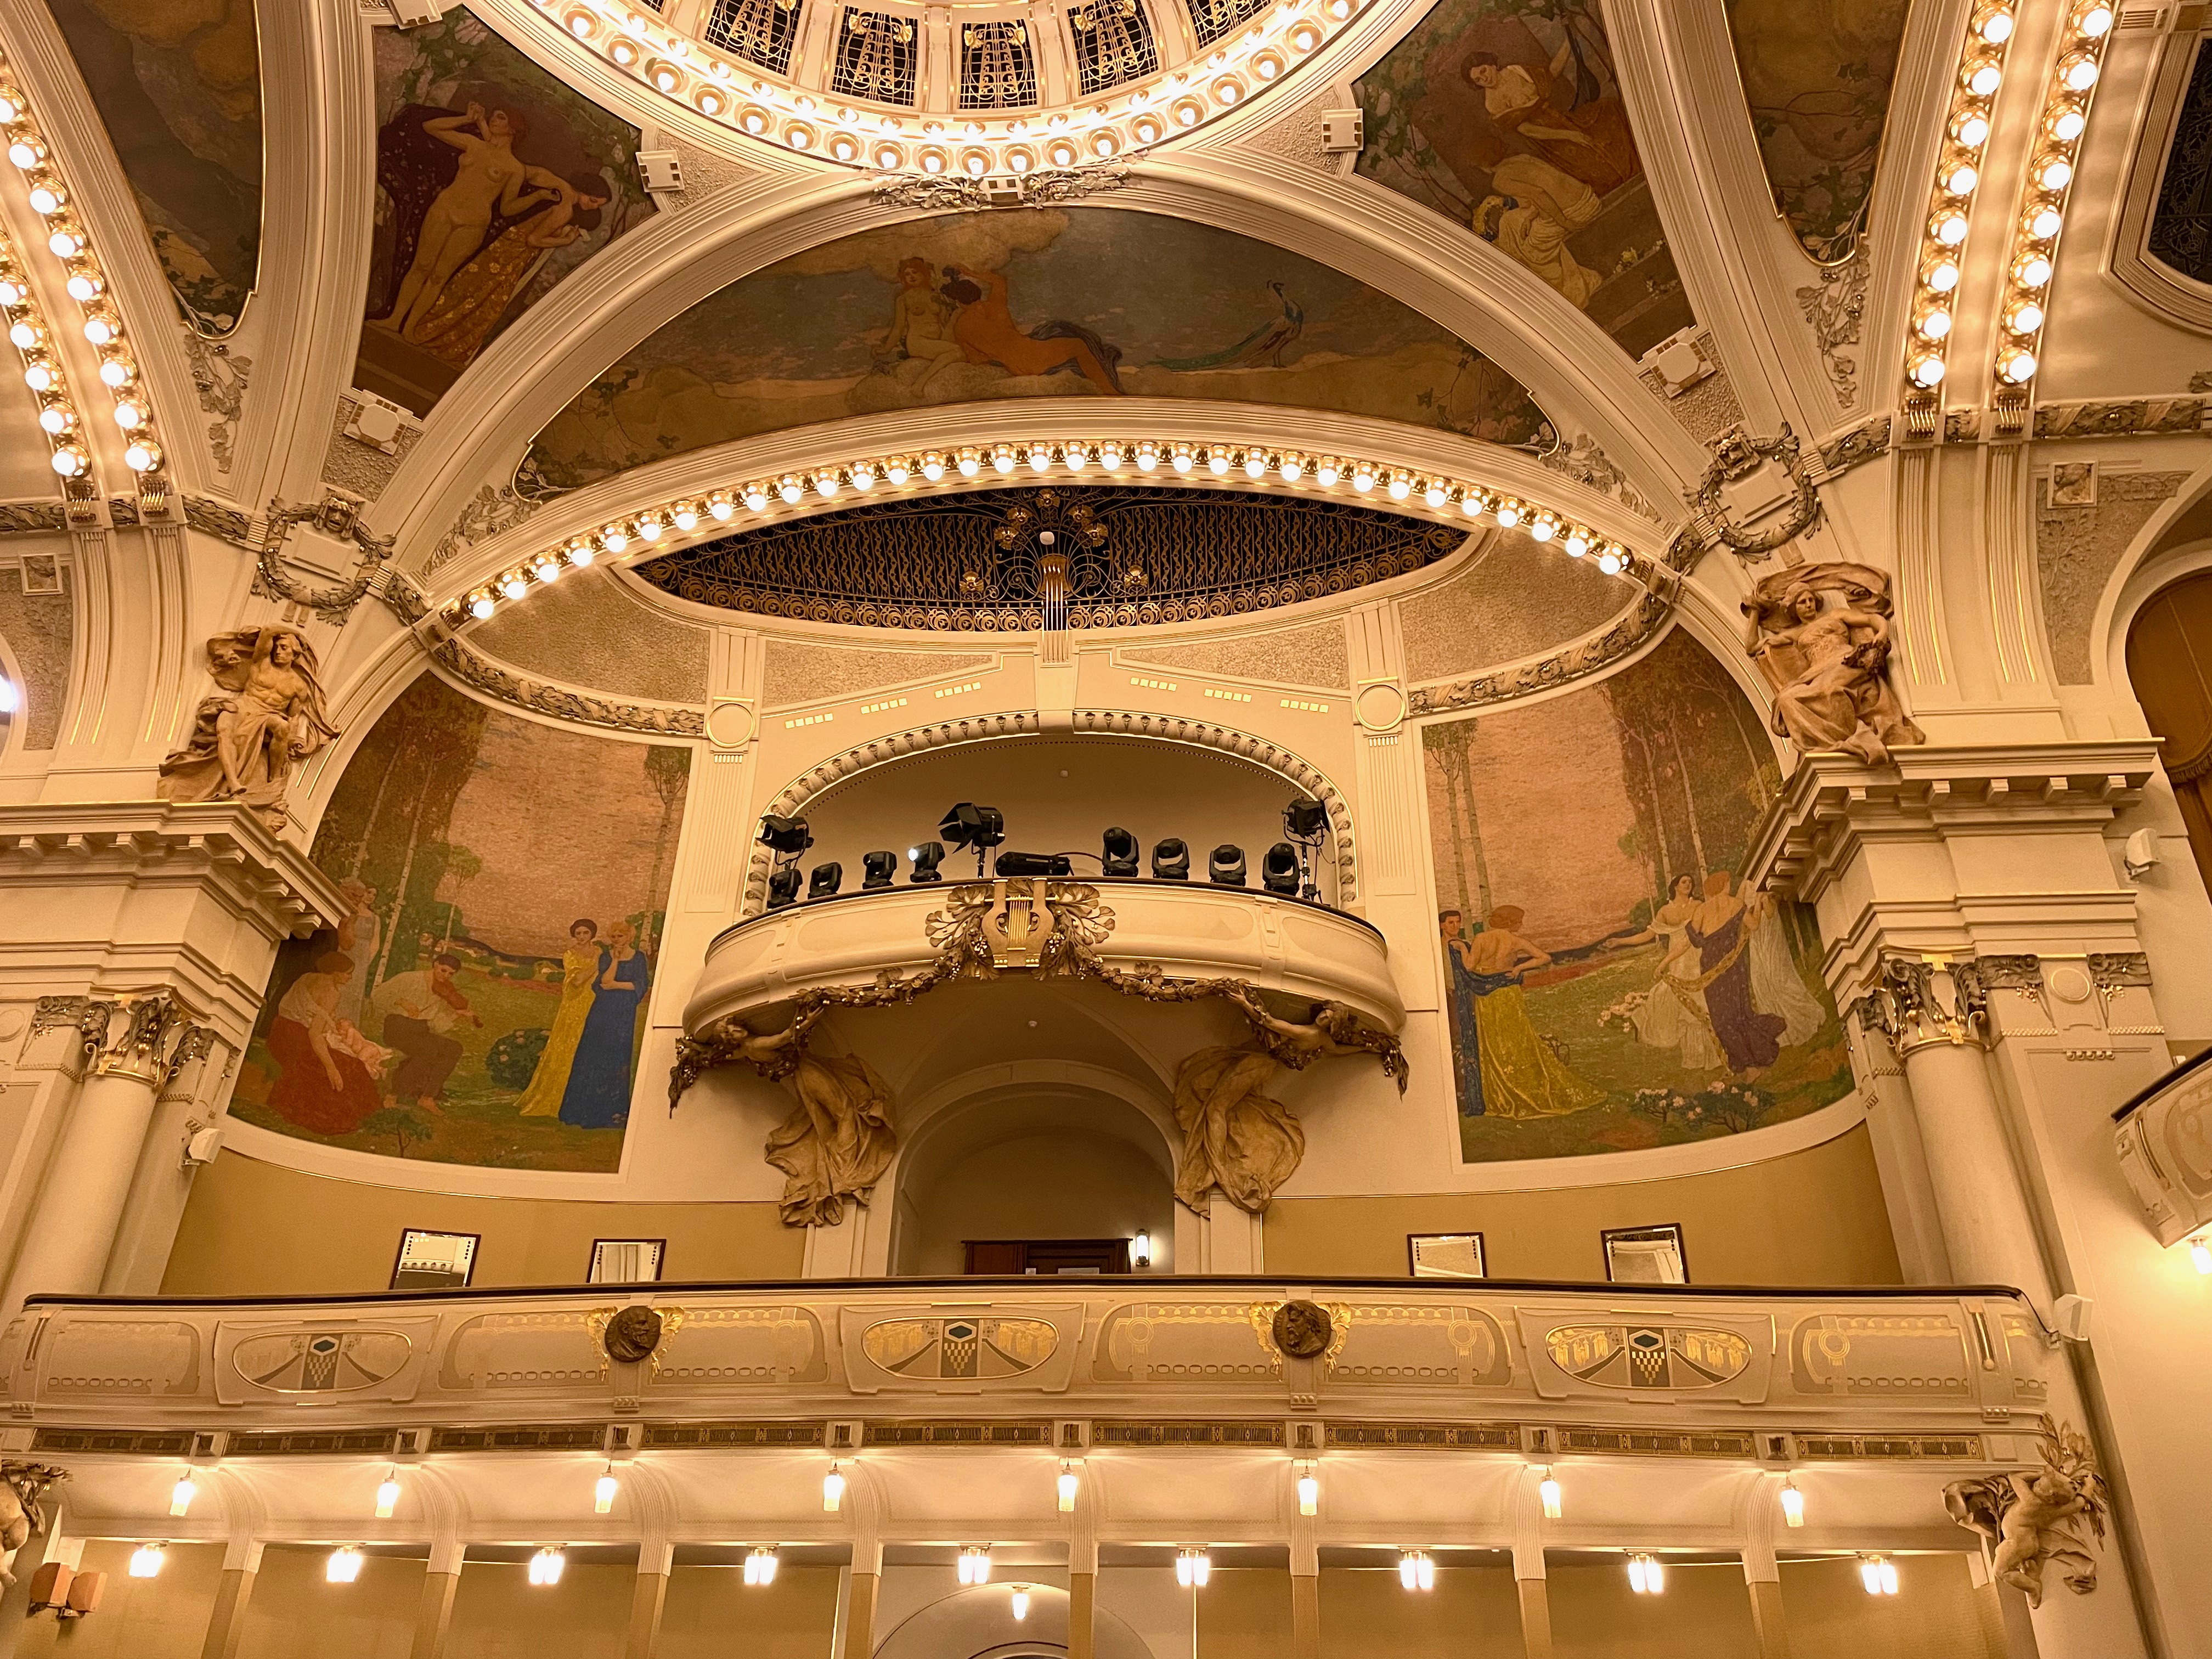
1131;1231;1151;1269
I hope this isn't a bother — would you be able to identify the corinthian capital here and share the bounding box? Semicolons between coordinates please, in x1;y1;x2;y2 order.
1855;955;1990;1056
84;991;218;1086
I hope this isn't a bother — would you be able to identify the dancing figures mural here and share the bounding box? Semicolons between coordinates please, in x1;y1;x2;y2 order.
1424;628;1852;1163
225;673;691;1172
524;207;1555;490
1353;0;1695;360
355;7;656;415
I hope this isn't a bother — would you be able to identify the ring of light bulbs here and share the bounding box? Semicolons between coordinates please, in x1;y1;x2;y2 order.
527;0;1361;178
449;436;1643;625
1903;2;2114;407
0;52;166;486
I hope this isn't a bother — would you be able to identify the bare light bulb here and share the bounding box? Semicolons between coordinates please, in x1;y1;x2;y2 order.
326;1547;364;1584
1539;1472;1562;1519
1058;1466;1080;1511
1297;1471;1318;1516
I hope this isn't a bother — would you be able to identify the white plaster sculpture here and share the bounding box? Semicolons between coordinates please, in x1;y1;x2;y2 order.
1741;563;1925;766
157;625;340;831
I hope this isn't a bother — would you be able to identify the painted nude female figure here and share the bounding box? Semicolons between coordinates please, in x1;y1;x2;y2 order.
373;104;540;341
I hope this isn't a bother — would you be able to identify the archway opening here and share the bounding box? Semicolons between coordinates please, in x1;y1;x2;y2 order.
2126;569;2212;892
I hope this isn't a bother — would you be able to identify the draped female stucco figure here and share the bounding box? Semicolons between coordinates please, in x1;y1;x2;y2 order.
157;625;340;831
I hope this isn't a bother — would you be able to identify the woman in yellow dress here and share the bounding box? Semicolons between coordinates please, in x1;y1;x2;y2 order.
517;919;600;1116
1458;906;1606;1119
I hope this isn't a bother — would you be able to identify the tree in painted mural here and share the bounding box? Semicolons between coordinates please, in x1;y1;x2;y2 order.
355;6;657;415
1352;0;1694;359
46;0;262;329
1424;628;1852;1163
1723;0;1911;262
223;673;691;1173
524;208;1555;490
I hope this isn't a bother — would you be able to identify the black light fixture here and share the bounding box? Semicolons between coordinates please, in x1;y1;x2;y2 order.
862;851;898;889
1102;827;1139;877
1153;837;1190;880
1262;843;1301;895
766;867;803;909
996;850;1073;876
1209;844;1247;887
757;814;814;857
940;803;1007;876
1284;798;1329;840
808;862;844;899
909;840;946;883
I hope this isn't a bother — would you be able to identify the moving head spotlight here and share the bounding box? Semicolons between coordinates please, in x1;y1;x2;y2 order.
757;813;813;857
1209;844;1247;887
996;850;1074;877
908;840;946;883
1152;838;1190;881
861;851;898;889
766;867;803;910
808;862;844;899
1262;843;1301;895
1102;827;1140;878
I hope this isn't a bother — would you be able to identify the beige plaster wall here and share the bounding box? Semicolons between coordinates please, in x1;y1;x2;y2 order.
658;1564;840;1659
901;1126;1173;1274
442;1560;632;1657
1549;1560;1761;1657
1317;1566;1525;1658
238;1549;425;1659
47;1541;224;1659
1263;1125;1902;1284
161;1152;802;1295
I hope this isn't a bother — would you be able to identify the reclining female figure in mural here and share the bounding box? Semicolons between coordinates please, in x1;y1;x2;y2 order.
1448;906;1605;1118
371;104;541;342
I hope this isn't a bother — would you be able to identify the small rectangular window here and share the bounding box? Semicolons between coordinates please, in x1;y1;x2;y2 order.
1068;0;1158;96
392;1229;478;1290
833;10;919;106
960;20;1037;110
1408;1232;1486;1279
1602;1223;1688;1285
705;0;803;76
590;1239;667;1284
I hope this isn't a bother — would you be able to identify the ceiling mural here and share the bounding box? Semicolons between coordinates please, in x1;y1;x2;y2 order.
523;207;1555;492
1353;0;1694;361
225;672;691;1173
634;484;1468;629
1724;0;1910;263
44;0;263;330
356;7;658;416
1425;627;1853;1164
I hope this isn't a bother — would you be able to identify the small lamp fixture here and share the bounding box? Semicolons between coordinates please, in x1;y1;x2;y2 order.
1859;1554;1900;1596
595;1468;619;1515
1010;1585;1031;1622
1058;1463;1081;1512
957;1545;994;1585
1780;1478;1805;1528
128;1544;166;1579
807;862;844;900
2191;1233;2212;1275
1538;1469;1562;1520
529;1547;566;1587
375;1470;402;1519
1261;842;1301;895
1398;1550;1435;1591
1101;826;1140;877
1131;1231;1152;1269
1627;1553;1664;1594
326;1547;364;1584
169;1474;197;1517
1175;1548;1211;1588
744;1546;779;1585
756;814;812;856
766;867;803;910
1296;1464;1319;1517
823;1464;846;1513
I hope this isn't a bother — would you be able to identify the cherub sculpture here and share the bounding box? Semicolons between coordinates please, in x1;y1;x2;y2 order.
0;1463;66;1587
1944;1420;2109;1607
1741;564;1925;766
158;625;340;831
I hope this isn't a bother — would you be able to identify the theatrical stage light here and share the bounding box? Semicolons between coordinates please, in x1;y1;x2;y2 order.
1262;843;1300;895
940;803;1006;874
995;850;1072;876
1152;838;1190;880
757;814;812;856
909;841;946;883
862;851;898;889
1284;798;1329;839
1102;826;1140;877
808;862;844;899
1209;844;1247;887
766;867;803;910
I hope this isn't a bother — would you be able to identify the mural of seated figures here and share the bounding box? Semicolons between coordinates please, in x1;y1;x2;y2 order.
1424;627;1853;1163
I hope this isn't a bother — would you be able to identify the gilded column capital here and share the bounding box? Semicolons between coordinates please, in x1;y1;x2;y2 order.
1854;955;1990;1056
89;991;219;1087
27;994;115;1057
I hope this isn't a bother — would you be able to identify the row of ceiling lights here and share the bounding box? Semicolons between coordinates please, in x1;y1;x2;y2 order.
454;438;1638;624
0;53;165;486
1904;2;2113;411
534;0;1356;173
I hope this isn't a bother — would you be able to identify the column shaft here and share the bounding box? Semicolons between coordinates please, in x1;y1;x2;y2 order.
1290;1572;1319;1659
1895;1042;2051;1297
200;1566;257;1659
7;1069;162;1302
410;1569;460;1659
624;1569;668;1659
839;1571;878;1659
1068;1570;1096;1659
1514;1577;1554;1659
1746;1578;1790;1659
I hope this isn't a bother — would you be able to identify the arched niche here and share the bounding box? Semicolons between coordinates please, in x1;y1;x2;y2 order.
2126;569;2212;892
874;1583;1154;1659
887;1075;1179;1277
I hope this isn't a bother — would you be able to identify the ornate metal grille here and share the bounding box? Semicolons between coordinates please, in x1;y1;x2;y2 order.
1068;0;1158;95
2151;38;2212;285
1184;0;1267;48
634;486;1462;633
833;9;919;105
704;0;802;75
960;20;1038;110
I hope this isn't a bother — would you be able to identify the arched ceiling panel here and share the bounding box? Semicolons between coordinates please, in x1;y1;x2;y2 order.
356;5;660;417
1721;0;1911;265
44;0;262;331
522;204;1556;492
1350;0;1694;361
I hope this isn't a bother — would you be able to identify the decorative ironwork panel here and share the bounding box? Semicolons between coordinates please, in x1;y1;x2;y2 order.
960;19;1038;109
833;9;919;105
634;485;1461;632
2151;38;2212;285
705;0;803;75
1069;0;1159;94
1186;0;1267;48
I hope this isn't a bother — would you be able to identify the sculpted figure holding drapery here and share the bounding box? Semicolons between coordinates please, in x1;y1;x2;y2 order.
158;626;340;831
1742;563;1925;766
714;1007;900;1227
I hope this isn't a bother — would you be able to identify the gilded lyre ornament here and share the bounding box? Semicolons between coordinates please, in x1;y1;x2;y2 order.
1944;1420;2110;1607
1742;562;1926;766
157;624;340;831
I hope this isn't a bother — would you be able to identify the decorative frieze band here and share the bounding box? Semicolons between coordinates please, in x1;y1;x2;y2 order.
1855;951;2160;1057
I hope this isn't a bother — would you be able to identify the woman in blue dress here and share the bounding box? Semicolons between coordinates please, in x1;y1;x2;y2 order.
559;921;651;1128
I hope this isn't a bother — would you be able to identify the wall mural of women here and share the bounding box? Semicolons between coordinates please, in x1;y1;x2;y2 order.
1422;628;1854;1163
558;922;652;1130
515;919;602;1118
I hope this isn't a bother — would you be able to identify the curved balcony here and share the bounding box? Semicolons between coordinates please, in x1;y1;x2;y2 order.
2115;1046;2212;1246
684;878;1403;1039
